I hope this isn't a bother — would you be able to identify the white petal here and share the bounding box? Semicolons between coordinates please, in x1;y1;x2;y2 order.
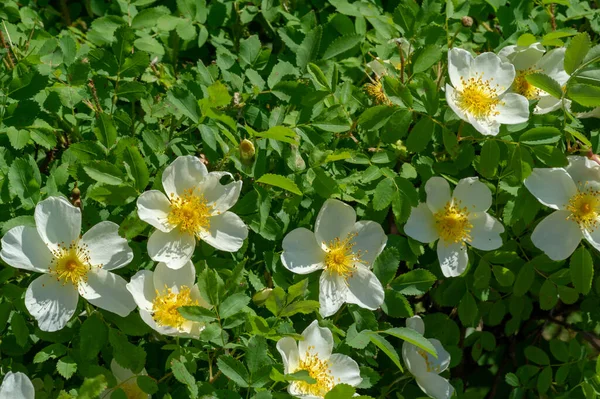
0;372;35;399
404;203;439;243
498;42;545;71
161;155;208;198
276;337;300;374
445;84;468;122
126;270;155;312
314;199;356;246
349;221;387;265
80;221;133;271
281;228;326;275
110;358;137;382
453;177;492;212
583;228;600;253
468;213;504;251
565;156;600;186
538;48;569;85
35;196;81;252
319;272;348;318
196;172;242;215
425;177;452;213
524;168;577;209
534;95;562;115
470;52;515;94
406;315;425;334
495;93;530;124
346;263;384;310
0;226;53;272
448;48;473;90
139;308;179;336
415;373;455;399
328;354;362;386
437;240;468;277
79;269;136;317
430;339;452;373
137;190;175;233
468;113;500;136
299;320;334;361
147;228;195;269
531;210;582;261
402;342;428;377
200;211;248;252
25;274;79;332
153;261;195;292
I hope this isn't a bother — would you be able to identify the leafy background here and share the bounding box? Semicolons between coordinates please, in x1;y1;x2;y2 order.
1;0;600;398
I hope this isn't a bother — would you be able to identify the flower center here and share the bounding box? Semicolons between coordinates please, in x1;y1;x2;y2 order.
324;234;358;279
294;350;337;397
434;202;472;243
364;80;390;105
456;74;502;118
152;286;198;329
49;242;91;286
513;69;540;100
167;189;213;236
567;188;600;230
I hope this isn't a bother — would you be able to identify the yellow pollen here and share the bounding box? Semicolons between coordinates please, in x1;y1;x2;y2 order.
324;234;359;279
567;188;600;230
167;189;213;236
364;80;391;105
152;286;198;329
434;201;472;243
456;74;502;118
513;69;540;100
293;349;337;396
49;241;92;286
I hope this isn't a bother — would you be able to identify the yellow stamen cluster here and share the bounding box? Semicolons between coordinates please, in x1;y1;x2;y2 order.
152;286;198;329
456;74;502;118
434;202;473;243
167;189;213;236
324;234;358;279
566;188;600;230
513;69;540;100
294;349;336;396
49;241;92;286
364;80;391;105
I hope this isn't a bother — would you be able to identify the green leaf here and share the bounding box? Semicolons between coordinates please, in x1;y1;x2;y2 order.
307;63;330;91
373;178;396;211
218;293;250;319
95;113;118;150
257;173;302;195
505;373;520;387
391;269;437;295
406;118;433;153
458;292;478;326
412;45;442;74
525;346;550;365
297;27;322;70
567;84;600;107
322;34;362;60
79;314;107;360
171;359;198;398
109;328;146;374
137;375;159;395
514;262;535;296
473;259;491;289
217;355;250;387
34;343;68;363
571;247;593;295
83;161;125;185
251;126;298;144
519;127;562;145
381;327;437;357
525;73;563;98
511;145;533;182
78;375;108;399
8;156;41;209
7;128;30;150
208;81;232;107
132;8;168;29
167;87;200;123
492;265;515;287
366;332;403;370
324;384;356;399
565;32;591;75
178;306;217;323
373;247;400;286
57;356;77;380
11;312;28;347
357;106;399;131
122;145;150;191
539;279;558;310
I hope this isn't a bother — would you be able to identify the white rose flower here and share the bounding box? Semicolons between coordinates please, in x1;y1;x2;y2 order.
126;260;210;337
402;316;454;399
405;177;504;277
0;196;136;332
524;156;600;260
0;372;34;399
445;48;529;136
276;320;362;398
499;43;570;114
280;199;387;317
137;155;248;269
101;359;150;399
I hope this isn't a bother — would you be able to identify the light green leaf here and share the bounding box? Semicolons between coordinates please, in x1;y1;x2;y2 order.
571;247;593;295
257;173;302;195
322;34;362;60
565;32;591;75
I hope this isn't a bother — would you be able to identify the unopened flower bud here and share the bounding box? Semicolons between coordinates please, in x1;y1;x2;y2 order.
240;139;255;164
462;16;473;27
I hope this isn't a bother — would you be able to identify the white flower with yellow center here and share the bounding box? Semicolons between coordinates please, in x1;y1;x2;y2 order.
0;197;136;332
0;372;34;399
137;155;248;269
499;43;570;114
524;156;600;260
126;260;210;337
276;320;362;398
446;48;529;136
281;199;387;317
402;316;454;399
404;177;504;277
101;359;150;399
